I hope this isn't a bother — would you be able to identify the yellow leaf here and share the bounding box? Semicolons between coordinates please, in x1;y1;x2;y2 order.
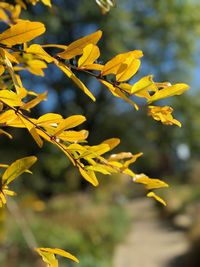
2;156;37;185
147;192;167;206
78;44;100;67
37;113;63;126
101;50;143;76
133;174;169;190
22;91;47;110
80;63;103;71
78;167;99;186
80;144;110;159
66;143;86;153
14;75;27;98
35;249;58;267
58;30;102;59
86;164;111;175
130;75;157;97
54;115;86;136
58;130;88;142
56;62;96;101
117;83;132;94
0;90;23;107
3;49;19;64
116;58;141;82
27;59;47;76
148;83;189;103
0;48;22;92
0;20;45;46
26;44;54;63
0;8;9;23
108;152;133;161
102;138;120;150
148;105;181;127
35;247;79;267
0;110;25;128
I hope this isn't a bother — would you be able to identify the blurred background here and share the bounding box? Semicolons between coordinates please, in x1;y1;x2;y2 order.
1;0;200;266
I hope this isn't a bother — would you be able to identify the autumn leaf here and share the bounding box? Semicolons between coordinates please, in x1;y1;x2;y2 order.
54;115;86;136
35;247;79;267
147;192;167;206
130;75;157;98
116;57;141;82
101;50;143;76
148;105;181;127
102;138;120;150
58;30;102;60
78;44;100;68
148;83;189;103
0;20;45;46
0;90;23;107
133;173;169;190
26;44;54;63
22;91;47;110
2;156;37;185
78;167;99;186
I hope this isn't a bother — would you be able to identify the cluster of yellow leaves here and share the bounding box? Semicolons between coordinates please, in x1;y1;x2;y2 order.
148;106;182;127
0;1;189;204
0;1;189;266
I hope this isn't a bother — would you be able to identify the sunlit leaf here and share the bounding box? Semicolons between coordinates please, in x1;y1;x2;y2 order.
0;90;23;107
102;138;120;150
78;167;99;186
101;50;143;76
26;44;54;63
116;58;141;82
108;152;133;161
54;115;86;136
148;105;181;127
130;75;157;98
147;192;167;206
2;156;37;185
80;144;110;159
58;130;88;142
148;83;189;103
58;30;102;60
35;247;79;267
78;44;100;67
37;113;63;126
22;91;47;110
133;174;169;190
0;20;45;46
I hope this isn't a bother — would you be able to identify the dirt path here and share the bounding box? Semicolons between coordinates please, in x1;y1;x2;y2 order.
113;198;189;267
